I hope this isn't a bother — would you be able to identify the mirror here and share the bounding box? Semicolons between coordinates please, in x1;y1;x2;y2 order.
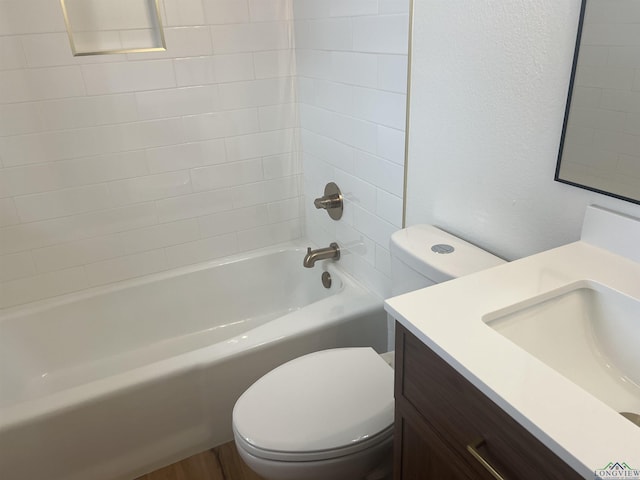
556;0;640;205
60;0;166;56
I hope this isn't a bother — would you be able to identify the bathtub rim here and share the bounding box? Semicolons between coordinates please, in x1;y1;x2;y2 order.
0;241;384;432
0;240;345;320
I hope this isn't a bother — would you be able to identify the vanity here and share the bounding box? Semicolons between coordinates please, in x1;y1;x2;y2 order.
385;206;640;479
394;323;581;479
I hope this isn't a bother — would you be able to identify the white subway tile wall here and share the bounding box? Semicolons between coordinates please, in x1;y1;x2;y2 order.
0;0;302;308
294;0;410;298
0;0;409;308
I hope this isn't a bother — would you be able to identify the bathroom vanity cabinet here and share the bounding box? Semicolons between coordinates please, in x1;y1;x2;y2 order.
393;323;582;480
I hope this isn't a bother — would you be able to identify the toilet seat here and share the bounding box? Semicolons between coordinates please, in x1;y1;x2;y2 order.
232;347;394;462
234;424;394;462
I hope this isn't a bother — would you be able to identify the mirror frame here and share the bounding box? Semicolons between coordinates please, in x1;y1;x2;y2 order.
555;0;640;206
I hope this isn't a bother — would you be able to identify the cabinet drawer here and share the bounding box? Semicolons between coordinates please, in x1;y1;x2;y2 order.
396;323;581;480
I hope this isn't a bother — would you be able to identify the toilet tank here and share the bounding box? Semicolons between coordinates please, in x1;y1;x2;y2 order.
390;225;505;296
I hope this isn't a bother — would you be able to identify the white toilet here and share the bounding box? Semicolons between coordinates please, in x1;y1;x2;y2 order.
232;225;505;480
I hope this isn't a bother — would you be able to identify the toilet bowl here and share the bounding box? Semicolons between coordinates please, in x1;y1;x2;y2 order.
232;347;394;480
232;225;506;480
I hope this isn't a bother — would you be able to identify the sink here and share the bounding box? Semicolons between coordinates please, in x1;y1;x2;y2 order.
484;280;640;415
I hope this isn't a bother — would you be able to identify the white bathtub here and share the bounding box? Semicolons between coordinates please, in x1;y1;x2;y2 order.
0;244;387;480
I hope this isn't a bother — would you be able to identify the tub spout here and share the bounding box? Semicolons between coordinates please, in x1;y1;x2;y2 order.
303;243;340;268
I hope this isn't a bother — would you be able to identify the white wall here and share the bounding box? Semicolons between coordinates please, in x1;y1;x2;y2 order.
0;0;303;308
406;0;640;261
294;0;410;298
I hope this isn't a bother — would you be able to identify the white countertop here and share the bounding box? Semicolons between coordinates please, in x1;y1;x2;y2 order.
384;240;640;479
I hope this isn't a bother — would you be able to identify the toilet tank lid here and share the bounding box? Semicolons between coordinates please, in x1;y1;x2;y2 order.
232;348;394;454
390;225;505;283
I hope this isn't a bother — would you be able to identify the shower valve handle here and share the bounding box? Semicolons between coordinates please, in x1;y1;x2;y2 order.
314;196;341;210
313;182;343;220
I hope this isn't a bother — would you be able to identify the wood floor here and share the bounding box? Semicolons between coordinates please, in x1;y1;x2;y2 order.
135;441;266;480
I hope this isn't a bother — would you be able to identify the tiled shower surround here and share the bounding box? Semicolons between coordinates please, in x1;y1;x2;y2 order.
0;0;409;308
295;0;409;297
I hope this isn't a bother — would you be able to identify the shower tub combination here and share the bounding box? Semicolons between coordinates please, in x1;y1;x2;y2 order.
0;244;387;480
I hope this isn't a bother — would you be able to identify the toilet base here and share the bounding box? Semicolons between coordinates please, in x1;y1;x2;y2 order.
235;434;393;480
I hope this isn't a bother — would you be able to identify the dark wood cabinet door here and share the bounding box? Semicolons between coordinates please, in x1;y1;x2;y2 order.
395;396;481;480
393;322;583;480
399;419;466;480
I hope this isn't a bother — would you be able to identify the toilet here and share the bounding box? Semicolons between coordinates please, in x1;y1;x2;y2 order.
232;225;505;480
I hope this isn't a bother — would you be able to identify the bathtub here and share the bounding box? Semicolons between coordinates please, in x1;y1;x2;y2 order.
0;244;387;480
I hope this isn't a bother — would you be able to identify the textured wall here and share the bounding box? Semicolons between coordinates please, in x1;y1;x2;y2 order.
406;0;640;260
294;0;410;298
0;0;303;308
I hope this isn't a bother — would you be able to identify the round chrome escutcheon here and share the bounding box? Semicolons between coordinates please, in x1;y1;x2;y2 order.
431;244;455;254
321;271;332;289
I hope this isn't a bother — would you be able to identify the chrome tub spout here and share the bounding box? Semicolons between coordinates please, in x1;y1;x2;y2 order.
303;243;340;268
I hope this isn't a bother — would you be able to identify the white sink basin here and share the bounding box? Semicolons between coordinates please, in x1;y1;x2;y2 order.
484;281;640;415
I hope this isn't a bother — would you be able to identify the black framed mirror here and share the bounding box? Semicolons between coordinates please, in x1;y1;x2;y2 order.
556;0;640;205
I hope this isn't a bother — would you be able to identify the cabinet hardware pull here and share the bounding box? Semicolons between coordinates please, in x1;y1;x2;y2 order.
466;438;506;480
